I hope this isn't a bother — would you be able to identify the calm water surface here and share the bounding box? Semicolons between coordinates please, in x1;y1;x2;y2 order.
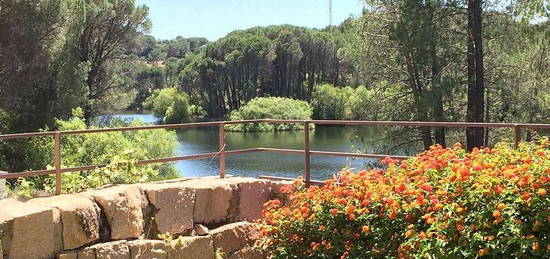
104;114;417;180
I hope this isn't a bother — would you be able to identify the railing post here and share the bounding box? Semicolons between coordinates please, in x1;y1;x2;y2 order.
219;123;226;178
514;125;521;149
54;131;61;195
304;121;311;187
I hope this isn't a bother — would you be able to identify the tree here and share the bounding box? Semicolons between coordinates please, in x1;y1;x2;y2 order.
143;88;199;123
177;25;345;118
77;0;151;121
0;0;88;132
465;0;485;150
357;0;463;149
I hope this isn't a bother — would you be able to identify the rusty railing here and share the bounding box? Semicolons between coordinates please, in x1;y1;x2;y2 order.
1;120;549;194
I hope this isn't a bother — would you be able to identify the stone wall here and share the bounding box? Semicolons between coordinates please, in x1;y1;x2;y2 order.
0;177;292;259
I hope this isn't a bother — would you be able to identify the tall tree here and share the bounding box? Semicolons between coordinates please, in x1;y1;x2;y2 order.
466;0;485;150
77;0;151;121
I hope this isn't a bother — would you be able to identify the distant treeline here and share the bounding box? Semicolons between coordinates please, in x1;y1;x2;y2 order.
131;23;356;118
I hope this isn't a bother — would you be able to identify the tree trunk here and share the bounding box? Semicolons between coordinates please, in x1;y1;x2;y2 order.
430;12;446;147
466;0;485;150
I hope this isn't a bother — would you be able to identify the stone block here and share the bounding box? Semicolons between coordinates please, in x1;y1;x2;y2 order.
170;236;215;259
90;186;146;239
77;247;96;259
194;224;209;236
91;240;130;259
0;198;55;259
127;239;166;259
141;182;195;235
228;245;265;259
181;178;233;224
210;222;258;255
56;251;78;259
223;178;270;220
28;195;100;250
0;208;14;259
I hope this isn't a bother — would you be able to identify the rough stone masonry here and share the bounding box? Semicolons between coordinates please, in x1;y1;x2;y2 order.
0;176;293;259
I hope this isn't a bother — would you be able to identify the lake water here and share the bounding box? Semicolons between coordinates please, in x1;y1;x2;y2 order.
103;114;418;180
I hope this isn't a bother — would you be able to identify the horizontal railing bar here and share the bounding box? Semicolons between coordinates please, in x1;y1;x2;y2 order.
61;152;225;173
257;148;305;155
0;169;56;179
308;120;549;128
1;148;269;178
224;148;263;155
259;175;325;186
135;152;220;165
517;123;550;129
3;120;549;140
310;150;411;160
61;121;225;135
0;131;56;140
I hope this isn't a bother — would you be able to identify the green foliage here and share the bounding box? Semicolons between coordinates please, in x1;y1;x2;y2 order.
178;25;349;117
227;97;313;132
143;88;204;123
311;84;345;120
78;0;152;120
9;108;179;196
311;84;352;120
164;94;191;124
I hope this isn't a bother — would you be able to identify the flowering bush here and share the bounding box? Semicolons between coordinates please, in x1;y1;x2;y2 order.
257;138;550;258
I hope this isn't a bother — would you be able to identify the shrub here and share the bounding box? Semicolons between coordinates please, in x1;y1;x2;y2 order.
9;108;179;196
311;84;352;120
227;97;313;132
144;88;204;123
257;139;550;258
347;82;399;121
164;94;191;124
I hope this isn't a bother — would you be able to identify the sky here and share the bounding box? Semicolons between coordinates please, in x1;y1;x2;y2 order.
136;0;364;41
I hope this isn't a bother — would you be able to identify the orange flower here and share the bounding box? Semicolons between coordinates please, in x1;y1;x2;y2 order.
492;210;501;218
536;188;546;196
361;225;370;233
330;209;339;216
419;183;433;192
532;242;540;251
456;224;464;232
478;248;489;256
497;203;506;210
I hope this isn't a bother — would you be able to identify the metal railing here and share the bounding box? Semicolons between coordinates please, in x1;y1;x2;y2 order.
1;119;549;194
